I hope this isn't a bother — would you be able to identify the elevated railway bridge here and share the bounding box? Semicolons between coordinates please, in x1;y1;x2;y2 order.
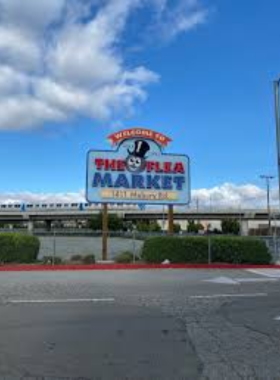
0;203;279;235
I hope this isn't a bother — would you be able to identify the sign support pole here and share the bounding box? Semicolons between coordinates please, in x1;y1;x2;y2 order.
102;203;108;261
168;205;174;235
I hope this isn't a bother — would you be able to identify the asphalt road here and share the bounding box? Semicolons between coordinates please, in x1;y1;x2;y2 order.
0;268;280;379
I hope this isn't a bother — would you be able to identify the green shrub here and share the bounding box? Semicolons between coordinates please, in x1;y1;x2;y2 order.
71;254;83;262
42;256;63;265
211;237;271;264
115;251;136;263
136;221;161;232
88;213;124;231
221;219;240;235
82;254;95;264
187;221;204;233
142;237;208;263
142;236;271;264
0;233;40;263
173;223;181;233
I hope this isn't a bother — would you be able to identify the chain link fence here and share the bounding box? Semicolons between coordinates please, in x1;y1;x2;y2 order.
34;230;145;262
260;236;280;264
1;228;280;264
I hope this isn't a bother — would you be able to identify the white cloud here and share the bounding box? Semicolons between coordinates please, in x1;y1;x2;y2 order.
0;26;41;72
0;0;207;130
0;97;65;130
192;183;279;209
0;0;65;33
0;66;29;95
150;0;208;42
0;183;278;210
0;190;85;204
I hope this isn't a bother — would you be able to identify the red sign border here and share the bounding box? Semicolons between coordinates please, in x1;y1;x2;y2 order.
107;127;172;148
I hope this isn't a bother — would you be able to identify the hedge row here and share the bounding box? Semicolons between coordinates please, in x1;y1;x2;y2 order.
0;233;40;263
142;236;271;264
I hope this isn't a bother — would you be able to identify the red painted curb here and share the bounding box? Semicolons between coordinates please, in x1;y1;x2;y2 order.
0;264;280;271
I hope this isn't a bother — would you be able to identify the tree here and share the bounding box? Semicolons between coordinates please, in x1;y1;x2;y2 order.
136;221;161;232
149;221;162;232
187;221;204;233
136;221;149;232
88;213;102;230
212;228;222;235
88;213;124;231
173;223;181;233
108;214;124;231
221;219;240;235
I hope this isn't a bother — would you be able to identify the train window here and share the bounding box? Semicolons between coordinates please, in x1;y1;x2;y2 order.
42;204;47;208
49;204;54;207
8;205;13;208
27;204;33;208
56;204;62;208
63;204;69;208
14;205;20;208
71;203;78;207
1;205;6;208
35;204;40;208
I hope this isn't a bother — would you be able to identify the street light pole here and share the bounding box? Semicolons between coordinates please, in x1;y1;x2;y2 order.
260;175;274;235
274;77;280;209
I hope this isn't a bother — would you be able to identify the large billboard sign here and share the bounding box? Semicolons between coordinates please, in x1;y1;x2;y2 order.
86;128;190;205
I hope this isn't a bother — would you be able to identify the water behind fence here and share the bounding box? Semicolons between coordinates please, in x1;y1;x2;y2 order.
1;229;280;264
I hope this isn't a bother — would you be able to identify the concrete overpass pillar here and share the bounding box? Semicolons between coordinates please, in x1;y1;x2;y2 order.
27;221;34;233
240;220;249;236
45;220;52;231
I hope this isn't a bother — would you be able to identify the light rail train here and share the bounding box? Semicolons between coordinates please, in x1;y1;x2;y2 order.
0;202;138;212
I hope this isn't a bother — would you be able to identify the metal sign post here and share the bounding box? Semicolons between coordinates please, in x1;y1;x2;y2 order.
168;205;174;235
102;203;108;261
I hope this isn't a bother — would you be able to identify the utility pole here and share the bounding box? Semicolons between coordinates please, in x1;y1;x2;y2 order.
196;198;199;212
260;175;274;235
274;77;280;210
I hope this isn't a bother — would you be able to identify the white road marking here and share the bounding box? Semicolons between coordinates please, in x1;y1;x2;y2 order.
9;298;115;304
236;278;278;283
274;316;280;321
204;276;278;285
204;277;239;285
247;269;280;278
189;293;267;299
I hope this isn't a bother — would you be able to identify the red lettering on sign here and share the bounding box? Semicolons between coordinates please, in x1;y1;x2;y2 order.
163;162;172;173
95;158;104;170
147;161;174;173
154;162;163;173
173;162;185;174
104;159;117;171
146;161;155;172
108;128;172;147
117;160;126;171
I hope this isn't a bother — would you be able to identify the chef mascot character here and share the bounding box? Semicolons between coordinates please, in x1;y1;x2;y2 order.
125;140;150;173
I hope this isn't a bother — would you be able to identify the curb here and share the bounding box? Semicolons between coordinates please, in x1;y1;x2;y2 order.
0;264;280;271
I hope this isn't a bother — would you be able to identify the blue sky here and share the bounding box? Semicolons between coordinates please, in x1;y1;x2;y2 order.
0;0;279;207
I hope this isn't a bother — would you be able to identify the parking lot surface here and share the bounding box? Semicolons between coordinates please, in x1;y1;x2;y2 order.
0;268;280;379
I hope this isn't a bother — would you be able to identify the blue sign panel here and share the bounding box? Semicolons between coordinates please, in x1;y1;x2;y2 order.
86;134;190;205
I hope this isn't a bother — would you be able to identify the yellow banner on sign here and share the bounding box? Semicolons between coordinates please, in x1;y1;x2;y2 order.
100;189;178;201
